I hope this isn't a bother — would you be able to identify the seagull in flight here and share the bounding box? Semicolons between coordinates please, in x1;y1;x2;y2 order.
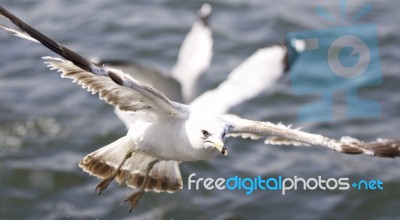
170;3;213;103
110;3;213;128
1;5;399;212
112;3;302;128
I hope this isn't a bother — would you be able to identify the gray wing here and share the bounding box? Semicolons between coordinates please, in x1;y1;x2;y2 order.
92;59;184;128
0;5;188;117
93;59;183;103
44;57;188;116
223;115;400;158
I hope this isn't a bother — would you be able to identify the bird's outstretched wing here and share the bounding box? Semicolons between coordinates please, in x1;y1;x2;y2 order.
190;38;306;116
0;5;188;118
190;45;287;115
92;59;183;102
223;115;400;158
171;3;213;102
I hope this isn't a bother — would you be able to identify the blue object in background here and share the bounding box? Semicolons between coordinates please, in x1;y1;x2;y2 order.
287;3;382;122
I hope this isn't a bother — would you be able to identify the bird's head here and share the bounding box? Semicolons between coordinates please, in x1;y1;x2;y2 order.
187;112;228;156
200;127;227;156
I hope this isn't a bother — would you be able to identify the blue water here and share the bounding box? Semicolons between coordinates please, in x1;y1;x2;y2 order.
1;1;399;219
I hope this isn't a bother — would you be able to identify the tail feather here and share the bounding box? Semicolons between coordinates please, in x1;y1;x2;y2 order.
79;136;182;193
118;160;182;193
79;136;133;178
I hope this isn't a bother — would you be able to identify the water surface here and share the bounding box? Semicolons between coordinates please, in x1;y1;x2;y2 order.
0;1;399;219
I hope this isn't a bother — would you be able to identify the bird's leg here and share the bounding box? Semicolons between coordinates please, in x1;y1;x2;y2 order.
124;159;159;212
95;151;133;195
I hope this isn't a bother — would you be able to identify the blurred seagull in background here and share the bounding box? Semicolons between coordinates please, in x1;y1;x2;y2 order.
170;3;213;102
96;4;213;103
190;43;294;116
2;4;400;212
112;4;305;128
111;3;213;128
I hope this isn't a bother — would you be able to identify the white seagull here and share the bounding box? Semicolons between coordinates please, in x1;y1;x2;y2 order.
103;4;303;129
113;3;303;127
1;5;399;212
111;3;213;128
99;3;213;103
170;3;213;103
190;43;295;116
113;42;298;128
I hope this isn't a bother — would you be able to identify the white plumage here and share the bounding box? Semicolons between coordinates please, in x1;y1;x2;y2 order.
191;45;287;115
171;3;213;102
1;4;399;212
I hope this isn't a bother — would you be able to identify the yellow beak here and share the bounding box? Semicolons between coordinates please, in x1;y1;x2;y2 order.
214;140;227;156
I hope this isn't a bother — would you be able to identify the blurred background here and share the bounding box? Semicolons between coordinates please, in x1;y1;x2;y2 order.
0;0;399;219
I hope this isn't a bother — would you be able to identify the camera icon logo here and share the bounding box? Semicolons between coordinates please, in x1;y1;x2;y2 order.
286;2;382;122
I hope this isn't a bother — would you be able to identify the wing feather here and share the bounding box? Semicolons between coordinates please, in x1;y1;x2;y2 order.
224;115;400;158
44;56;187;116
0;6;188;117
190;45;287;115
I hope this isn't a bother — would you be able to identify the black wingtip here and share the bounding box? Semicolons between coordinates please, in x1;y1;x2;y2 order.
0;4;98;74
337;139;400;158
282;38;306;72
366;141;400;158
349;140;400;158
282;44;290;73
108;71;124;86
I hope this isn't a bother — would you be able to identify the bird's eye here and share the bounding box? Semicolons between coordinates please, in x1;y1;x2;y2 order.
201;130;210;138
